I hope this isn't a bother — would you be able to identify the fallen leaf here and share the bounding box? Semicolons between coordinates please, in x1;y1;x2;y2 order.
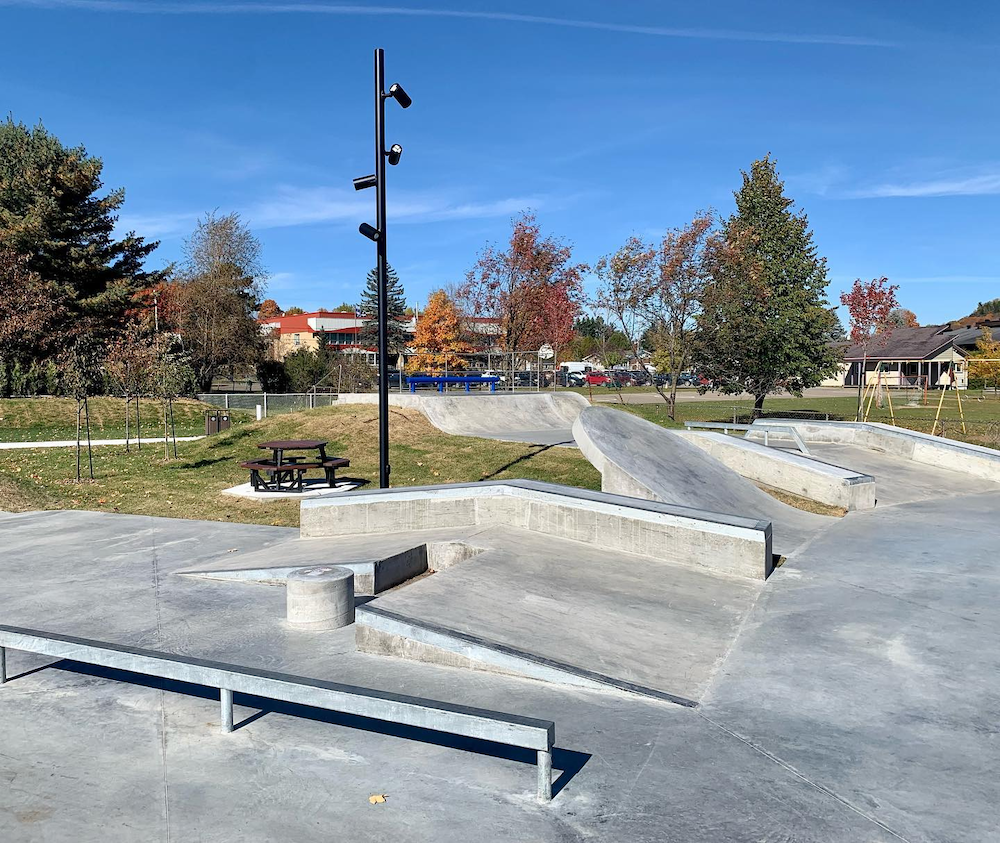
368;794;387;805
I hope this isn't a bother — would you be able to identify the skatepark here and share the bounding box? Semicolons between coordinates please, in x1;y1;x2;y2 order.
1;392;998;842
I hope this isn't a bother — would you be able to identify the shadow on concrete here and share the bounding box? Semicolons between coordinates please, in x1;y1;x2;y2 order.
480;444;556;481
44;660;590;797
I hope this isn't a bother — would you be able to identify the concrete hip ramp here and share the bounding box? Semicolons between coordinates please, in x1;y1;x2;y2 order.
336;391;588;446
573;406;833;557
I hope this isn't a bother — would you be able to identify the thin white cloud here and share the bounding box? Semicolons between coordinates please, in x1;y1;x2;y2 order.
851;170;1000;198
2;0;895;47
116;186;544;237
115;210;201;237
248;185;543;228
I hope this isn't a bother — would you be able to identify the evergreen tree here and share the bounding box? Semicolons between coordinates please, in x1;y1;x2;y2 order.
357;264;409;355
693;156;841;410
0;118;165;317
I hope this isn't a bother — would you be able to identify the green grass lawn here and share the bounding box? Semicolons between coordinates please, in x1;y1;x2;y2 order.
0;404;601;527
0;397;254;443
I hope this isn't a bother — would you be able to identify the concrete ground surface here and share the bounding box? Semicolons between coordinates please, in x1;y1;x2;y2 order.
1;422;999;840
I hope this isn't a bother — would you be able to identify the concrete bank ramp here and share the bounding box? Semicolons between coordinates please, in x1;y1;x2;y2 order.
336;392;587;446
573;406;833;557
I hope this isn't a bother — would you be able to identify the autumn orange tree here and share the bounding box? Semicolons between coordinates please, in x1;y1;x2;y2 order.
460;212;585;366
408;290;470;372
888;307;918;328
258;299;283;320
968;327;1000;393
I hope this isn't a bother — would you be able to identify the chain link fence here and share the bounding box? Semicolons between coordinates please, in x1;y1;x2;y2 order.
197;393;342;417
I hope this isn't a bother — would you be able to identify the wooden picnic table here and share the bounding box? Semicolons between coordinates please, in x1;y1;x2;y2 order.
241;439;350;493
257;439;328;465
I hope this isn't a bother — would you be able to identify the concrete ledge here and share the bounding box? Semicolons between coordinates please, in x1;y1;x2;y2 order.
301;480;773;581
750;420;1000;484
678;430;876;511
355;606;698;707
177;545;428;596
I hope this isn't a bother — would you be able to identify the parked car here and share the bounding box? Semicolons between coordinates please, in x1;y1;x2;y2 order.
584;372;611;386
628;370;650;386
554;371;585;387
514;371;543;387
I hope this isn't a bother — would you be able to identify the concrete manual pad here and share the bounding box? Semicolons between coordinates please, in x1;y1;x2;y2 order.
574;406;834;556
359;525;761;702
803;441;1000;506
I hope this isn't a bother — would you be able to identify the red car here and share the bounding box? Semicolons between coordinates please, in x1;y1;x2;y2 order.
584;372;611;385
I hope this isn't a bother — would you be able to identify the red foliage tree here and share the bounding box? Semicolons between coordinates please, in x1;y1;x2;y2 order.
460;212;586;359
840;276;899;418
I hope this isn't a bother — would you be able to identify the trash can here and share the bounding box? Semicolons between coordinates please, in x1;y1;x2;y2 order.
205;411;232;435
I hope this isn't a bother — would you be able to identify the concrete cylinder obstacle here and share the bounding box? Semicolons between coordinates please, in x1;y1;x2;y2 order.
286;566;355;630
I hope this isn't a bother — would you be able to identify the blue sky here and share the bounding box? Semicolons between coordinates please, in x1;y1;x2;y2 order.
2;1;997;325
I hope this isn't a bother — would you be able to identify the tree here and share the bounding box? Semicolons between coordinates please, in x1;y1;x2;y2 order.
597;213;715;418
888;307;918;328
460;212;585;361
408;290;469;372
0;119;165;304
105;327;157;451
970;299;1000;317
692;157;841;411
282;348;327;393
968;327;1000;393
333;302;354;312
170;212;266;391
258;299;283;320
0;248;71;395
840;276;899;419
285;306;305;316
356;264;409;355
0;119;167;377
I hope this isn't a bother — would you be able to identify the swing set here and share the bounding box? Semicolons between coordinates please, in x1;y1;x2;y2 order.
858;357;1000;438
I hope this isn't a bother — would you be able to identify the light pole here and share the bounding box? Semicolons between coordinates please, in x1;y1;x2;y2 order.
354;48;411;489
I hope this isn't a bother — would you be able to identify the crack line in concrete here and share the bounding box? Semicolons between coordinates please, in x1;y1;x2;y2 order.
696;711;913;842
148;523;171;843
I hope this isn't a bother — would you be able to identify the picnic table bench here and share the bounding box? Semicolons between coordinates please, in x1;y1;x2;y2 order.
407;375;500;393
240;439;350;492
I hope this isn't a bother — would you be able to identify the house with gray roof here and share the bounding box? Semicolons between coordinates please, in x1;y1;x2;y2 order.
831;321;1000;390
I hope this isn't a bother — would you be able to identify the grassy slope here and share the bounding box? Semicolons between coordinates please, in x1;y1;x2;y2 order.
0;397;254;442
0;405;600;527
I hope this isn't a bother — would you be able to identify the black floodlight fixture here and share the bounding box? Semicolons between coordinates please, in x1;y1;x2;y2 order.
353;173;377;191
387;143;402;166
388;82;411;108
359;222;380;241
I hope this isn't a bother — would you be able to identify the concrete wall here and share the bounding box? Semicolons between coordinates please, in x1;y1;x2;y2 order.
677;431;876;511
301;480;774;581
750;420;1000;484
